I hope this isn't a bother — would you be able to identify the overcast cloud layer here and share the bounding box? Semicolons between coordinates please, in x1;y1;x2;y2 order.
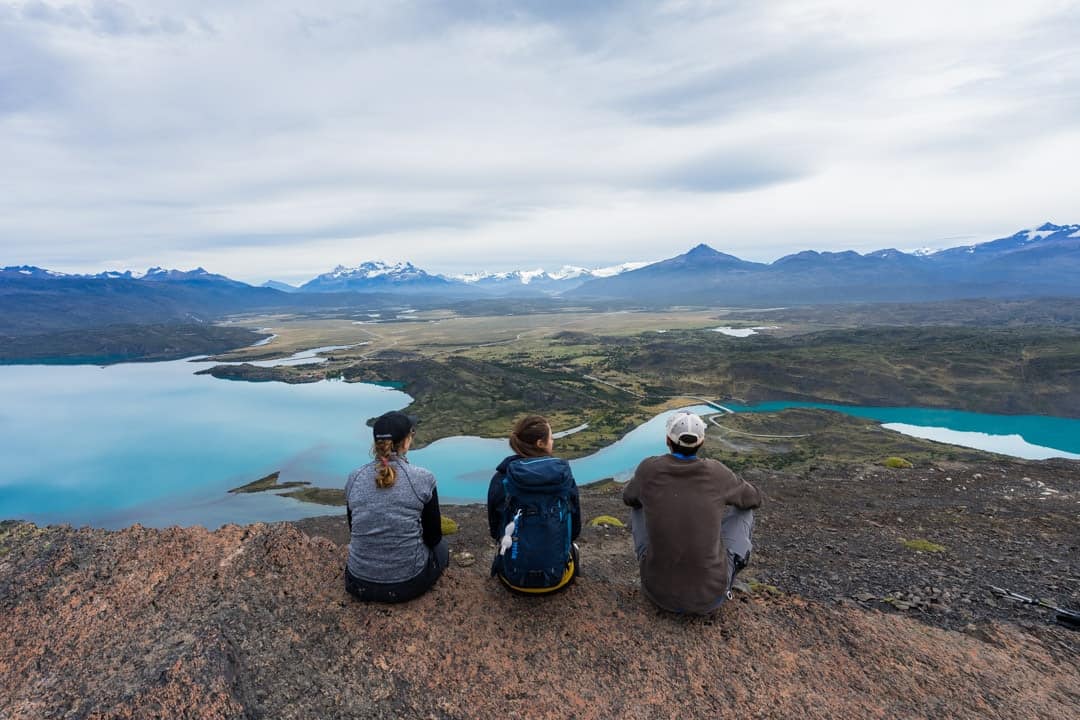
2;0;1078;283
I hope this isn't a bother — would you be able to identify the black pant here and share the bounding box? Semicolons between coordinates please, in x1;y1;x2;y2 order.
345;539;449;603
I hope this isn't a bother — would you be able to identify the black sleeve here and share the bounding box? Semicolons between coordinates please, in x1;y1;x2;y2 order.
420;487;442;548
569;481;581;541
623;462;643;508
561;462;582;541
344;473;353;532
487;473;506;540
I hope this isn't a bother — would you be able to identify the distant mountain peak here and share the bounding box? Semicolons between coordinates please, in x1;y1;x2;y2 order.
324;261;423;280
299;259;453;293
678;243;759;266
685;243;721;257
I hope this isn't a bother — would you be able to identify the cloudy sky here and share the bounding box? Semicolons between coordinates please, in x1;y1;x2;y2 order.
3;0;1078;284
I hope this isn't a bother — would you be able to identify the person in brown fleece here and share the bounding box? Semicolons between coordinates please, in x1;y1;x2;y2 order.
623;410;762;615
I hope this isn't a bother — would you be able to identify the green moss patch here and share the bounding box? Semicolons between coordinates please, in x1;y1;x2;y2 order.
747;580;783;596
883;456;914;469
588;515;625;528
901;538;946;553
441;517;460;535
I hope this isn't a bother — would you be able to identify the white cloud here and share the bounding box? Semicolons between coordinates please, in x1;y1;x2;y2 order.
1;0;1077;283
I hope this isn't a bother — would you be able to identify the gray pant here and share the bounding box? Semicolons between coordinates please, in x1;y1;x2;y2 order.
345;539;449;603
630;506;755;585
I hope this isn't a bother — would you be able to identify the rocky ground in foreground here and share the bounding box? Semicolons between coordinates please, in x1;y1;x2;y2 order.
2;456;1079;719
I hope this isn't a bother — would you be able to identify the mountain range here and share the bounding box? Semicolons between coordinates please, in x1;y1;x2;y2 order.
4;223;1079;335
569;222;1080;304
269;261;651;295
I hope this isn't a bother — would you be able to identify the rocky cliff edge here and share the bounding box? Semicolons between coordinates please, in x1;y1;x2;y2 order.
2;502;1078;720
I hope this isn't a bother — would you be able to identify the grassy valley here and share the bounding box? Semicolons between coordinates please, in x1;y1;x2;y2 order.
196;299;1080;457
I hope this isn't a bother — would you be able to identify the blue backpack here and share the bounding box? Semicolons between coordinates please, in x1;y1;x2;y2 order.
495;459;574;589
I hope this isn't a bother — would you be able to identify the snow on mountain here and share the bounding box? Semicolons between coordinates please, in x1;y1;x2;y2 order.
452;262;649;286
2;265;69;278
590;261;651;277
321;261;428;280
546;266;589;281
518;269;549;285
1023;228;1057;241
299;261;457;293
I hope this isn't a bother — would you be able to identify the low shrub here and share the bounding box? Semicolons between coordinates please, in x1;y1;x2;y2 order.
883;456;914;469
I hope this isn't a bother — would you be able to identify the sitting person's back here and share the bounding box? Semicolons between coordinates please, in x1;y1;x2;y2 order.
623;411;762;614
344;411;448;603
487;415;581;594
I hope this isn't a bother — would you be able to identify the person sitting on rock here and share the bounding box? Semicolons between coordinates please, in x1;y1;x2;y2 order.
344;411;448;603
487;415;581;595
623;410;762;614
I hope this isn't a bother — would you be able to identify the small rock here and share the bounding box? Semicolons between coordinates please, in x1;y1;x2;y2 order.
455;551;476;568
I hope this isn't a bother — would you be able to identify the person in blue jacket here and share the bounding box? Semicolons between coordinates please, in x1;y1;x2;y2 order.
487;415;581;594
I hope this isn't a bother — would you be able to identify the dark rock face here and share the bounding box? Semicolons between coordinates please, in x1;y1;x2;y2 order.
2;483;1079;720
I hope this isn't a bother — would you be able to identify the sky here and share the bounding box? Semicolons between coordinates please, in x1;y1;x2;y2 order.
2;1;1079;284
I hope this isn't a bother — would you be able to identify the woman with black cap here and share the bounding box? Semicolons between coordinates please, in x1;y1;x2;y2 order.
344;410;448;602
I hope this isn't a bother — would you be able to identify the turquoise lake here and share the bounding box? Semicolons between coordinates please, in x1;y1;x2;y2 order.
1;357;1077;529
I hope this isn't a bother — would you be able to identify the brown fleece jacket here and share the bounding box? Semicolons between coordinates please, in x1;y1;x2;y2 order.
623;454;762;614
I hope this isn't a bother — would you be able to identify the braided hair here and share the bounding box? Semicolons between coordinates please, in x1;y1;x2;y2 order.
372;438;399;488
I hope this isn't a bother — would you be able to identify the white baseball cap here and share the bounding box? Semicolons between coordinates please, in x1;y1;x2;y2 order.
666;411;706;447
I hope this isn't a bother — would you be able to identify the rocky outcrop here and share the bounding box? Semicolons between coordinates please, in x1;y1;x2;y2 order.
2;504;1078;719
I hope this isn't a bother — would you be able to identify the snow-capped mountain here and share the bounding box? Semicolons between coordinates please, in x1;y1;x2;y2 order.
298;261;460;293
294;259;650;295
1;265;69;279
1;265;245;285
932;223;1080;261
452;262;653;294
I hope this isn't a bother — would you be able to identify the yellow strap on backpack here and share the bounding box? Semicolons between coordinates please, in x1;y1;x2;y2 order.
499;557;575;594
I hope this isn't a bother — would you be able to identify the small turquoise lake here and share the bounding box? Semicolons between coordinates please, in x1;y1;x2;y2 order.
727;401;1080;459
1;358;1077;529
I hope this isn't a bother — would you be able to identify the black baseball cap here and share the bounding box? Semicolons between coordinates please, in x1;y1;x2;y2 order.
372;411;419;442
